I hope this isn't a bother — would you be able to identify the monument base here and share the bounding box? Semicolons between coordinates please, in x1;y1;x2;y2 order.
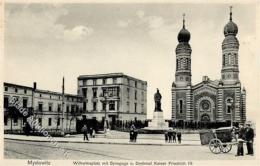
144;111;170;131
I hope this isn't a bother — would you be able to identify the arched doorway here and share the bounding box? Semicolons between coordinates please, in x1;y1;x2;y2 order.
201;114;210;122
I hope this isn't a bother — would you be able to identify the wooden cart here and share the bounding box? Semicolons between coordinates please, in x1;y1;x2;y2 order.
200;127;237;154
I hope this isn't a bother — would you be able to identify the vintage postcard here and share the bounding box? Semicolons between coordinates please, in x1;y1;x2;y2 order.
0;0;259;166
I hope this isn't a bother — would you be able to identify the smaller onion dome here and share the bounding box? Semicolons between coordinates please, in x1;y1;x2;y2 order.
177;13;191;43
178;28;191;42
224;6;238;36
224;21;238;36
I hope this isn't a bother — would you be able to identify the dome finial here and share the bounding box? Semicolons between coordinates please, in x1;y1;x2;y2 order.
229;6;233;21
183;13;186;28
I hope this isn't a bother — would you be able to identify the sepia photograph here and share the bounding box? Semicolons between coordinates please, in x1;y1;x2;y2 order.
1;0;259;165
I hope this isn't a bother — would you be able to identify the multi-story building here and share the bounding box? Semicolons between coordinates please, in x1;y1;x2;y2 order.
77;73;147;126
4;73;147;133
4;82;82;133
172;9;246;125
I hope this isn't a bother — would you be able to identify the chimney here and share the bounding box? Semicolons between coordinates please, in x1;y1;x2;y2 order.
33;82;37;90
202;76;208;82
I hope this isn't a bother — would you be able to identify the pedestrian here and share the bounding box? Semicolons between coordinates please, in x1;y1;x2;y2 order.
92;129;96;138
245;123;254;156
164;131;168;143
24;122;31;136
168;129;173;143
177;131;182;144
89;127;93;138
231;126;238;142
82;125;89;141
129;124;135;142
236;124;245;156
173;129;177;143
133;128;138;142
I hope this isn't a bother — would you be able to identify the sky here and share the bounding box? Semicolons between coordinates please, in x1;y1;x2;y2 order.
4;2;258;121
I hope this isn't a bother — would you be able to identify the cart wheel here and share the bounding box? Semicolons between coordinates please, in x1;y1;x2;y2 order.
221;143;232;153
209;139;222;154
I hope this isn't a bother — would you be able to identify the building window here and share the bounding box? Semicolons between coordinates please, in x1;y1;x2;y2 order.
38;103;43;111
127;88;130;99
66;105;70;113
127;102;130;112
109;101;115;110
50;95;52;99
102;102;106;111
93;102;97;111
38;118;42;126
39;94;42;98
226;98;233;114
14;117;18;126
135;90;137;100
141;104;144;113
93;88;97;98
48;118;52;126
82;88;87;97
134;103;137;113
127;78;130;85
107;87;118;97
141;91;144;101
179;100;183;114
135;81;137;88
57;118;60;126
4;96;9;108
83;102;87;111
113;78;117;84
49;103;53;111
71;105;75;113
93;79;97;85
24;89;27;94
103;78;106;85
4;86;8;92
23;98;28;108
4;117;7;126
15;88;18;93
57;104;61;112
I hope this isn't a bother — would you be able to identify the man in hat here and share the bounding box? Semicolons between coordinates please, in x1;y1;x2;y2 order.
236;123;245;156
245;122;254;155
82;124;89;141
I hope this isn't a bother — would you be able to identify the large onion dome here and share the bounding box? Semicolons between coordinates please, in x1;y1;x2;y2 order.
177;14;190;43
224;6;238;36
178;28;190;42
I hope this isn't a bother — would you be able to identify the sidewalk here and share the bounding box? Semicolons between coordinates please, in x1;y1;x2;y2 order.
4;133;201;146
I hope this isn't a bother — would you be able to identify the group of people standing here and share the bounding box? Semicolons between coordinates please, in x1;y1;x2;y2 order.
82;125;96;141
235;123;254;156
165;129;182;143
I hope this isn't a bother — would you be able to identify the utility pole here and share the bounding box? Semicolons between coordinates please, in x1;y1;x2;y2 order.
61;77;65;136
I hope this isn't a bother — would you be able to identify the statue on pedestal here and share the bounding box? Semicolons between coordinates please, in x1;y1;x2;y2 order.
154;88;162;112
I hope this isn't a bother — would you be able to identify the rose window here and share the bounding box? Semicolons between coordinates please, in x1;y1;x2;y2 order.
200;100;210;111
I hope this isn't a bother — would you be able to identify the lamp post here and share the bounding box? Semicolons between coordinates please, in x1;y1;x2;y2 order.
227;98;234;128
100;92;108;133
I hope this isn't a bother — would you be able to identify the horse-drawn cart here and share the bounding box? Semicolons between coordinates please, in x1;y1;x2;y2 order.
200;127;237;154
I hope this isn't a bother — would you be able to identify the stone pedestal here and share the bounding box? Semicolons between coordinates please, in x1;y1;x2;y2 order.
144;111;170;130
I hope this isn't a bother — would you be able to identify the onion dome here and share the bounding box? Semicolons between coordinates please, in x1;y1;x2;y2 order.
224;6;238;36
177;13;190;42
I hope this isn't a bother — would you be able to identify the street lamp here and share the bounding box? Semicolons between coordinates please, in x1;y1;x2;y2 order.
99;92;108;133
